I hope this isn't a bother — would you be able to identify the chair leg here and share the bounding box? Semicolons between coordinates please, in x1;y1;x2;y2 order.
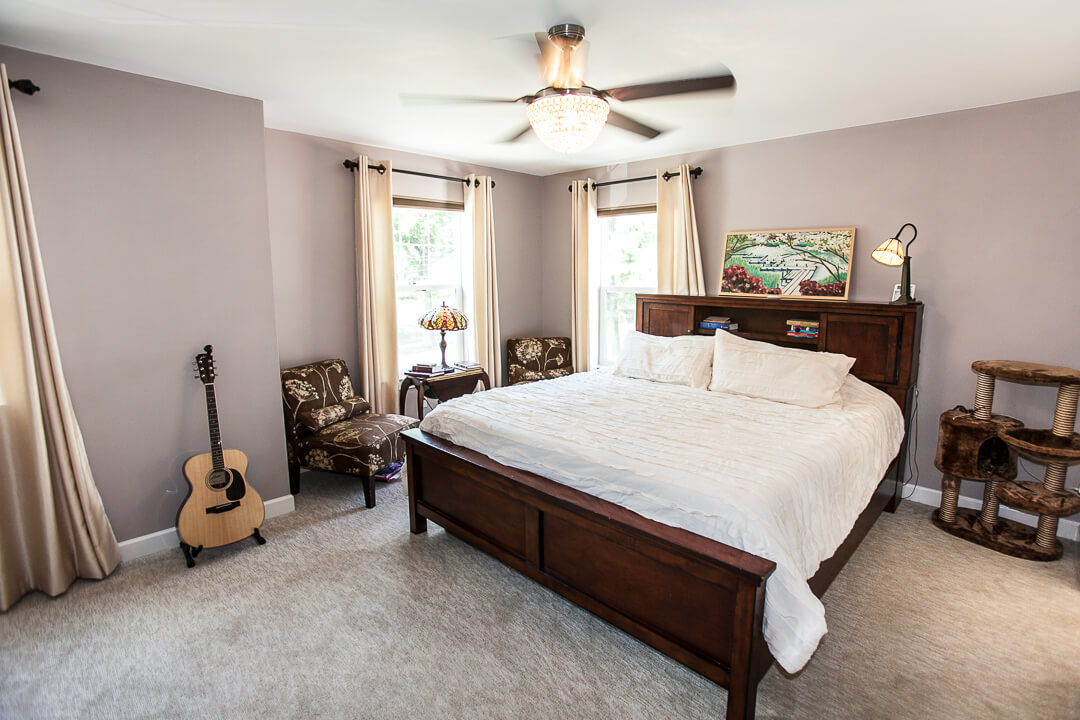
288;463;301;495
362;476;376;508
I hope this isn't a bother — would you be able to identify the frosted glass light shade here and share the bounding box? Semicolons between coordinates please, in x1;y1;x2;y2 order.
871;237;905;266
527;92;610;153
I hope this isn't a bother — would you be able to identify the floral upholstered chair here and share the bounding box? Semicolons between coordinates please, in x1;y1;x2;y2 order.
280;359;418;508
506;337;574;386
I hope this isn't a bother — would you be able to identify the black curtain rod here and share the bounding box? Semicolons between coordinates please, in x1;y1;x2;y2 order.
8;79;40;96
343;159;494;188
567;166;703;192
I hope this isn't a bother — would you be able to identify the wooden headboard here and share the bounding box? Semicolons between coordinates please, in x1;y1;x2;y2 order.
636;293;923;506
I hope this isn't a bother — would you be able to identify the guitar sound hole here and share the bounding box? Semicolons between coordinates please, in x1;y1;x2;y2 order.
206;469;231;490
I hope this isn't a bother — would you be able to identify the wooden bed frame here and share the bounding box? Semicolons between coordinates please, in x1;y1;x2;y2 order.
403;294;922;720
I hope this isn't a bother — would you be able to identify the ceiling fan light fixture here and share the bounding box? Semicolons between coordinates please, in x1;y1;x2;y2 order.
526;89;610;153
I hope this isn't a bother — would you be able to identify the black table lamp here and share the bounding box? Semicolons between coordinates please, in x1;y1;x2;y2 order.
871;222;918;304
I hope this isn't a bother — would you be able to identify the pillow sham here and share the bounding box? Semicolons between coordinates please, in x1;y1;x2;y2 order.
298;396;371;432
708;330;855;408
611;331;714;389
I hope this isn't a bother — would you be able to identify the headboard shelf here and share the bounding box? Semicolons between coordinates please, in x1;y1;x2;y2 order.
637;293;923;509
721;329;819;346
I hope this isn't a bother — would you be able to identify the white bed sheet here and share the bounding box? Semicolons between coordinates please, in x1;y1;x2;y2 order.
419;370;904;672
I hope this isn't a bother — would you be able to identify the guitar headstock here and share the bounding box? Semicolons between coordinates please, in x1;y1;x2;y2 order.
194;344;216;384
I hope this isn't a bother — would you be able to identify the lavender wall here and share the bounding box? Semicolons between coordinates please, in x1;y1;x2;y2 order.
539;92;1080;519
265;128;543;385
0;47;289;541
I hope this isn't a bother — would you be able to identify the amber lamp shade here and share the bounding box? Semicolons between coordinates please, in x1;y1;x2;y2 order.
872;223;918;304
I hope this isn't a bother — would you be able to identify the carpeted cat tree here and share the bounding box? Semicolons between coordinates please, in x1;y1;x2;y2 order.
933;360;1080;560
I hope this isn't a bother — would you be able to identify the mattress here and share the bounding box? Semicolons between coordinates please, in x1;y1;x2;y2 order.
419;370;904;673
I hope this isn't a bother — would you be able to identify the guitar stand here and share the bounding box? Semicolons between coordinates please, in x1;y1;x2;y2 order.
179;528;266;568
179;542;203;569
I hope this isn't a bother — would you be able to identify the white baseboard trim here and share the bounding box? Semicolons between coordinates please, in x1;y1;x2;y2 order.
117;494;295;563
117;527;178;562
264;494;296;519
904;484;1080;541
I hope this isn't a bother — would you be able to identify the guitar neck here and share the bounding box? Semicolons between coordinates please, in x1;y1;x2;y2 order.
204;382;225;471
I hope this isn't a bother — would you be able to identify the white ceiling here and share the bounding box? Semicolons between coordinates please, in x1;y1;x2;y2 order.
2;1;1079;176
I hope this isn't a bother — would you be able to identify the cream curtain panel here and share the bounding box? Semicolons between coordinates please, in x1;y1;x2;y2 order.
464;175;501;386
354;157;398;414
569;179;598;372
656;164;705;295
0;64;120;612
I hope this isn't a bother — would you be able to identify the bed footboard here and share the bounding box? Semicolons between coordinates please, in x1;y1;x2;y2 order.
404;428;777;720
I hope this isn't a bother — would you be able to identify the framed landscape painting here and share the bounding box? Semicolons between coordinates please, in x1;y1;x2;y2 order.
718;227;856;300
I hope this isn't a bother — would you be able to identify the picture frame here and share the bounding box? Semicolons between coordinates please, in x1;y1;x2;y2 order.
718;227;856;300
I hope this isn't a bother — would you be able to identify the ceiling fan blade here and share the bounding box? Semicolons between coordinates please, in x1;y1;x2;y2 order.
606;110;662;140
400;93;530;106
536;31;588;89
564;38;589;89
502;124;533;143
536;31;559;85
601;74;735;103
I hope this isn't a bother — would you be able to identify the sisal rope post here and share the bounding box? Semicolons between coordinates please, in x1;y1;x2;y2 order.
973;372;999;527
973;372;995;420
939;474;960;523
1034;384;1078;548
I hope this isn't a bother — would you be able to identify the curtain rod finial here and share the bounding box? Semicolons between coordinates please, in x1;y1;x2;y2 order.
8;79;40;96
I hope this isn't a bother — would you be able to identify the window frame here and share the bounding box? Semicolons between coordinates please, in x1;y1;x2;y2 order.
594;204;658;367
391;198;471;374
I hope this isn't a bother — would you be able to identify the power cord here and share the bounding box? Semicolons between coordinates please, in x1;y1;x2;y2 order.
902;386;921;499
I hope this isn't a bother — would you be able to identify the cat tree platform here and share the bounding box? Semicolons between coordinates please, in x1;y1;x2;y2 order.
933;360;1080;561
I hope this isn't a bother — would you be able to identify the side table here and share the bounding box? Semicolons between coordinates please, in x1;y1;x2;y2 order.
398;369;491;420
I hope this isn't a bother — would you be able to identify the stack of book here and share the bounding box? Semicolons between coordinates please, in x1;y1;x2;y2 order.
452;361;482;373
786;319;820;338
405;363;446;379
699;315;739;331
372;460;402;483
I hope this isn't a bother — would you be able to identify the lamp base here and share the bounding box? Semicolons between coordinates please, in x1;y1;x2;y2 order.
890;257;915;304
438;331;450;371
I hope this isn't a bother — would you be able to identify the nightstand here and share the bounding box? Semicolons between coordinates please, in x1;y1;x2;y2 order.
398;369;491;419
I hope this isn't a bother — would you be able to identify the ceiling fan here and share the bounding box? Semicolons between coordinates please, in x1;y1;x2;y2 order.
405;23;736;153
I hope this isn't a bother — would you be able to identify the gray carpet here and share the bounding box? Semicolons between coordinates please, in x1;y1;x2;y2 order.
2;473;1078;720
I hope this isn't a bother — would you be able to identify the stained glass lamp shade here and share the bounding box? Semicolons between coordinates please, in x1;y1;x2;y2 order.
419;302;469;370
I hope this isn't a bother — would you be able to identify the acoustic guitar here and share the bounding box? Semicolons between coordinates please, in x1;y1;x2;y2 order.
177;345;265;567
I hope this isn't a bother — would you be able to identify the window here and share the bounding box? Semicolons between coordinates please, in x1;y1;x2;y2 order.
596;209;657;366
393;203;471;374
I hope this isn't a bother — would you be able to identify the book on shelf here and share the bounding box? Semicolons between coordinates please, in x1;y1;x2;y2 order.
703;315;731;323
785;319;819;328
700;320;739;330
411;363;438;372
786;330;820;338
451;361;482;370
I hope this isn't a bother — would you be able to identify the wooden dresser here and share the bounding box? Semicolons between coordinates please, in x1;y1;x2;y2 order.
636;293;923;509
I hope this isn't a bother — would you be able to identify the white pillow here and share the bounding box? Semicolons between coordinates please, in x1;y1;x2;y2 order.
708;330;855;407
612;331;714;389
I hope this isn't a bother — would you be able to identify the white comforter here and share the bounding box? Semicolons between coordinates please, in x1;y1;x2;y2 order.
419;371;904;672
